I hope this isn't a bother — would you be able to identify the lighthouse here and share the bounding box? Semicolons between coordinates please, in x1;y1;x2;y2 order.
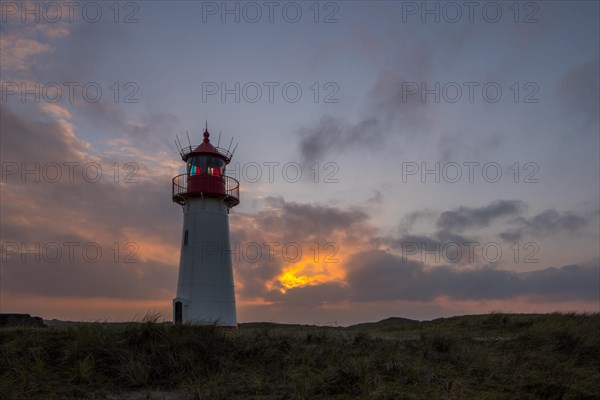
171;126;240;327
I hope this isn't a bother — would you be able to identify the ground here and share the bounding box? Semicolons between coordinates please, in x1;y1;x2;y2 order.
1;313;599;400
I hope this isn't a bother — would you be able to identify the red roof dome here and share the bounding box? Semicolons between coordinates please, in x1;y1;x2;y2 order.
179;128;230;163
192;129;219;153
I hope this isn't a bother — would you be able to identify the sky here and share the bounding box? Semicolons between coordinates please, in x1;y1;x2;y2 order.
0;0;598;325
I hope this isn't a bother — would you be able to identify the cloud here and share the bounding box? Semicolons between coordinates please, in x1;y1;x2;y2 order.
377;229;477;265
436;200;525;232
344;250;599;303
377;200;592;264
0;104;88;163
395;200;589;243
230;196;376;299
251;249;599;308
298;115;382;162
0;30;53;73
69;98;181;145
557;59;600;134
2;245;175;301
297;42;436;162
263;282;348;308
1;105;182;302
230;198;597;308
0;14;176;153
366;190;383;204
527;209;589;231
499;209;589;241
261;196;371;239
297;65;438;163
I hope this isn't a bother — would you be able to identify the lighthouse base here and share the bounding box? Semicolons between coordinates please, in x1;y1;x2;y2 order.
172;296;237;328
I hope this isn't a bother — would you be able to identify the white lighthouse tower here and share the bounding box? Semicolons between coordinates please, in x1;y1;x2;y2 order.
172;126;240;327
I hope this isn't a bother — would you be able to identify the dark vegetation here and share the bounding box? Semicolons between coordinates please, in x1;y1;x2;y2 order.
1;313;599;399
0;314;45;328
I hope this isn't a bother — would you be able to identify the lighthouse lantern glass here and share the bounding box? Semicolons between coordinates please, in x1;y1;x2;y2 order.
187;155;225;177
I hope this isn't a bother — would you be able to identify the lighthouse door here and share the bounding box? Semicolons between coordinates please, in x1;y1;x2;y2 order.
174;301;183;324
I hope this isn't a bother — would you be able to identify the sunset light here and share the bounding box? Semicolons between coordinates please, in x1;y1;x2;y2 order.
276;256;346;293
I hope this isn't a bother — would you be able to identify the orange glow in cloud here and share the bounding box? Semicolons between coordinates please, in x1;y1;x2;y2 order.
231;209;371;296
271;252;347;293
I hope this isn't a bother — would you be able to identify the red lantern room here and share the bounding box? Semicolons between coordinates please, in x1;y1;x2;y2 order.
172;127;239;208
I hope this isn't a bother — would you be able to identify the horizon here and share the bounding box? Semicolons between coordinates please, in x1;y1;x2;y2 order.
18;310;600;328
1;1;599;325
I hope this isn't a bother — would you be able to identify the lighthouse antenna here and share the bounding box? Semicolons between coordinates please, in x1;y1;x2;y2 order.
217;131;221;148
231;143;238;158
186;130;192;151
227;137;234;152
175;135;184;155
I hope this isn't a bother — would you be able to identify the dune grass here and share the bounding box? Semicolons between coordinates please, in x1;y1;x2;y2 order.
0;313;598;399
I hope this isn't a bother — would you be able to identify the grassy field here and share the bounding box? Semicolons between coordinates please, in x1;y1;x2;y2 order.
1;313;599;400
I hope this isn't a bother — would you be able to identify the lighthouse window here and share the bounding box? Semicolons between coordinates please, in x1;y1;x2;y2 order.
187;159;201;176
188;156;225;177
184;230;189;245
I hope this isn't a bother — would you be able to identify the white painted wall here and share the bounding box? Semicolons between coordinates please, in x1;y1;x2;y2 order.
173;196;237;327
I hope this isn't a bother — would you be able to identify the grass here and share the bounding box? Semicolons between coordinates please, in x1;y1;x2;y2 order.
0;313;599;399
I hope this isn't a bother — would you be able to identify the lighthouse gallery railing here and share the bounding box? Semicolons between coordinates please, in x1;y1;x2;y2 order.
178;144;233;160
172;174;240;206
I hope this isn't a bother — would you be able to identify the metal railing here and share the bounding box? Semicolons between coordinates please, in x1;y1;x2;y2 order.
172;174;240;207
178;145;233;161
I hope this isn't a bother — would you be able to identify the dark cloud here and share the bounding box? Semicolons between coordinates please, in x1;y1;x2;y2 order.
264;282;348;308
298;115;382;162
436;200;524;232
377;229;477;265
400;209;436;230
497;230;522;243
387;201;591;263
344;250;598;303
252;196;370;241
0;105;86;163
298;42;435;162
345;251;435;302
370;68;436;130
499;209;589;241
557;59;600;134
297;65;438;163
528;209;588;231
2;242;175;300
367;190;383;204
395;200;589;243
